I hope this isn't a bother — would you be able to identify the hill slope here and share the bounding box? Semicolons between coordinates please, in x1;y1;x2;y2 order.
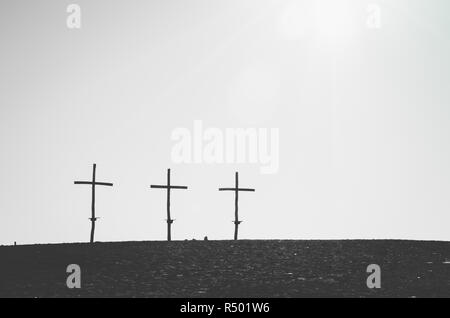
0;240;449;297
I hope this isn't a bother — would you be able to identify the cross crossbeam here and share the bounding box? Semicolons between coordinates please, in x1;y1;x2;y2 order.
74;163;113;243
150;169;188;241
151;185;188;190
219;172;255;240
218;188;255;192
74;181;113;186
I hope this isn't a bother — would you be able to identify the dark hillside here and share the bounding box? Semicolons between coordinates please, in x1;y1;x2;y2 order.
0;240;449;297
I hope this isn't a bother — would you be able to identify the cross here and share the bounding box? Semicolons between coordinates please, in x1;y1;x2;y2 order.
219;172;255;240
74;163;113;243
150;169;188;241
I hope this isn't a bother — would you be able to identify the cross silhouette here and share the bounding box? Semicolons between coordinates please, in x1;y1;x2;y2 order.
74;163;113;243
150;169;188;241
219;172;255;240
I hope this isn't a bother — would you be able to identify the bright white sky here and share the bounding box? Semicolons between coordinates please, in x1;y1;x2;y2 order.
0;0;449;244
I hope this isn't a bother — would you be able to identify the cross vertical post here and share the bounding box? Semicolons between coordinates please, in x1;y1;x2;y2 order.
167;168;171;241
219;172;255;240
91;163;96;243
74;163;113;243
234;172;239;240
150;169;188;241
